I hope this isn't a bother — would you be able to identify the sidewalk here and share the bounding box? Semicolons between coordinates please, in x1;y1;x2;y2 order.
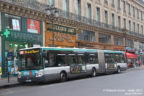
0;76;18;88
127;66;144;71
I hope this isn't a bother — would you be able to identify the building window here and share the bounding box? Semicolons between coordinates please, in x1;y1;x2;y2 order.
141;11;143;20
114;37;123;46
76;0;81;16
111;0;115;8
133;6;135;17
137;24;139;33
123;18;126;29
118;16;121;29
47;0;54;6
99;33;111;44
112;13;115;28
63;0;69;16
78;30;95;42
87;3;91;20
123;1;126;13
5;14;21;31
133;22;135;32
104;0;108;5
126;39;133;48
104;11;108;24
118;0;120;10
137;8;139;19
141;25;143;34
129;20;131;32
96;7;100;22
128;3;131;15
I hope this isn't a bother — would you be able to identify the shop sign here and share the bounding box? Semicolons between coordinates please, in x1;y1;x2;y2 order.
113;46;125;50
45;32;76;47
47;23;76;34
7;52;13;57
51;33;74;43
0;12;1;31
0;28;11;38
9;32;42;43
12;19;20;31
27;19;40;34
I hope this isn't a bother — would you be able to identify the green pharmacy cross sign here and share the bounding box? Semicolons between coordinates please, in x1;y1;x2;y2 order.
0;28;11;38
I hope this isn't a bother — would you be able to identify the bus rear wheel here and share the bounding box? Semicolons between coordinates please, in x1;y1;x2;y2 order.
60;72;67;82
117;67;121;73
91;68;97;77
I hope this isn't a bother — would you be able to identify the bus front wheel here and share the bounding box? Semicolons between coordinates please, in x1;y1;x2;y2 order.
60;72;67;82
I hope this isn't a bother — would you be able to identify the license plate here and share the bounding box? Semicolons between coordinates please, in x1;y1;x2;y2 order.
26;80;32;82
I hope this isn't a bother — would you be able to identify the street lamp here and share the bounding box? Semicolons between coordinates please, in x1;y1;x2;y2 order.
122;28;127;51
45;5;59;47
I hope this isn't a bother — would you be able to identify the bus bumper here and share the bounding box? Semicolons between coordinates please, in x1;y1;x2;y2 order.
18;76;46;83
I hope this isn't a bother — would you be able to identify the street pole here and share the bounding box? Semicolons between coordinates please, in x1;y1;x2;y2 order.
45;6;58;47
52;19;55;47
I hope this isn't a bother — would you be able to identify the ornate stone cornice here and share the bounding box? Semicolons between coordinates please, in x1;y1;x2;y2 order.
0;1;46;21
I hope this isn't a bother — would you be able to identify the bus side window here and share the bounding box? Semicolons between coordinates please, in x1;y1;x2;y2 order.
119;54;124;63
77;54;85;64
88;54;98;64
115;54;120;63
67;54;77;65
56;54;67;66
105;53;111;63
111;53;116;63
45;53;56;67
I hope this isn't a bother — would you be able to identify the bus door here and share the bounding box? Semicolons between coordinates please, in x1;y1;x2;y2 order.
98;50;105;73
105;53;115;72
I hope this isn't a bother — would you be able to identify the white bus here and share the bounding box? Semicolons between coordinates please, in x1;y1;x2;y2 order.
17;47;127;83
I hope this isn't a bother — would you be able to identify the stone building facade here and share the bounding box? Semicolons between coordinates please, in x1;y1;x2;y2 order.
41;0;144;50
0;0;144;76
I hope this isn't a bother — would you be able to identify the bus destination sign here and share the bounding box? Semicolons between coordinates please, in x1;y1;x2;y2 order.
19;50;40;55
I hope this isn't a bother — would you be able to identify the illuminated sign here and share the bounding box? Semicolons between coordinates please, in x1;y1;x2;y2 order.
19;51;24;55
19;50;40;54
0;28;11;38
24;50;40;54
27;19;40;34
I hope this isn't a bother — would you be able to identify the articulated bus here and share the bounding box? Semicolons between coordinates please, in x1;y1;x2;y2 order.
17;47;127;83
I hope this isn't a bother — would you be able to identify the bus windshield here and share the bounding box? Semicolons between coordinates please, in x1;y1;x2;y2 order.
18;52;43;71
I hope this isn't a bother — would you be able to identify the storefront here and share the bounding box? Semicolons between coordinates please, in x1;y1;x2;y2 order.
45;23;76;47
125;48;137;68
1;12;43;77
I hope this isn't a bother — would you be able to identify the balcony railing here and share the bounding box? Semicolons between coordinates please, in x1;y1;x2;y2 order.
1;0;144;39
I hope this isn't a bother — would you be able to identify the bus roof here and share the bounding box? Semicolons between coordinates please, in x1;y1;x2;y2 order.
19;47;124;54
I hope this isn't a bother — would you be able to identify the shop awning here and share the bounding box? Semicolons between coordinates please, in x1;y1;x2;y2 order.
125;52;137;59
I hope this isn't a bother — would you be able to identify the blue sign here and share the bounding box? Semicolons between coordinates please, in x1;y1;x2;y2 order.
7;52;13;57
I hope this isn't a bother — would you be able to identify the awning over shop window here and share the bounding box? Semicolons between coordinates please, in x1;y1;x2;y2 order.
125;52;137;59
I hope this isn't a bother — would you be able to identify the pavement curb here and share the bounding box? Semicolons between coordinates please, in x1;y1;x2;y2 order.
0;83;19;89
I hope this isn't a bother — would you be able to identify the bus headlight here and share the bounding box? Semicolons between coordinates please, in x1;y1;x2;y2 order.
36;71;43;77
18;72;21;78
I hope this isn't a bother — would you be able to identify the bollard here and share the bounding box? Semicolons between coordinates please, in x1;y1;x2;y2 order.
7;72;10;83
